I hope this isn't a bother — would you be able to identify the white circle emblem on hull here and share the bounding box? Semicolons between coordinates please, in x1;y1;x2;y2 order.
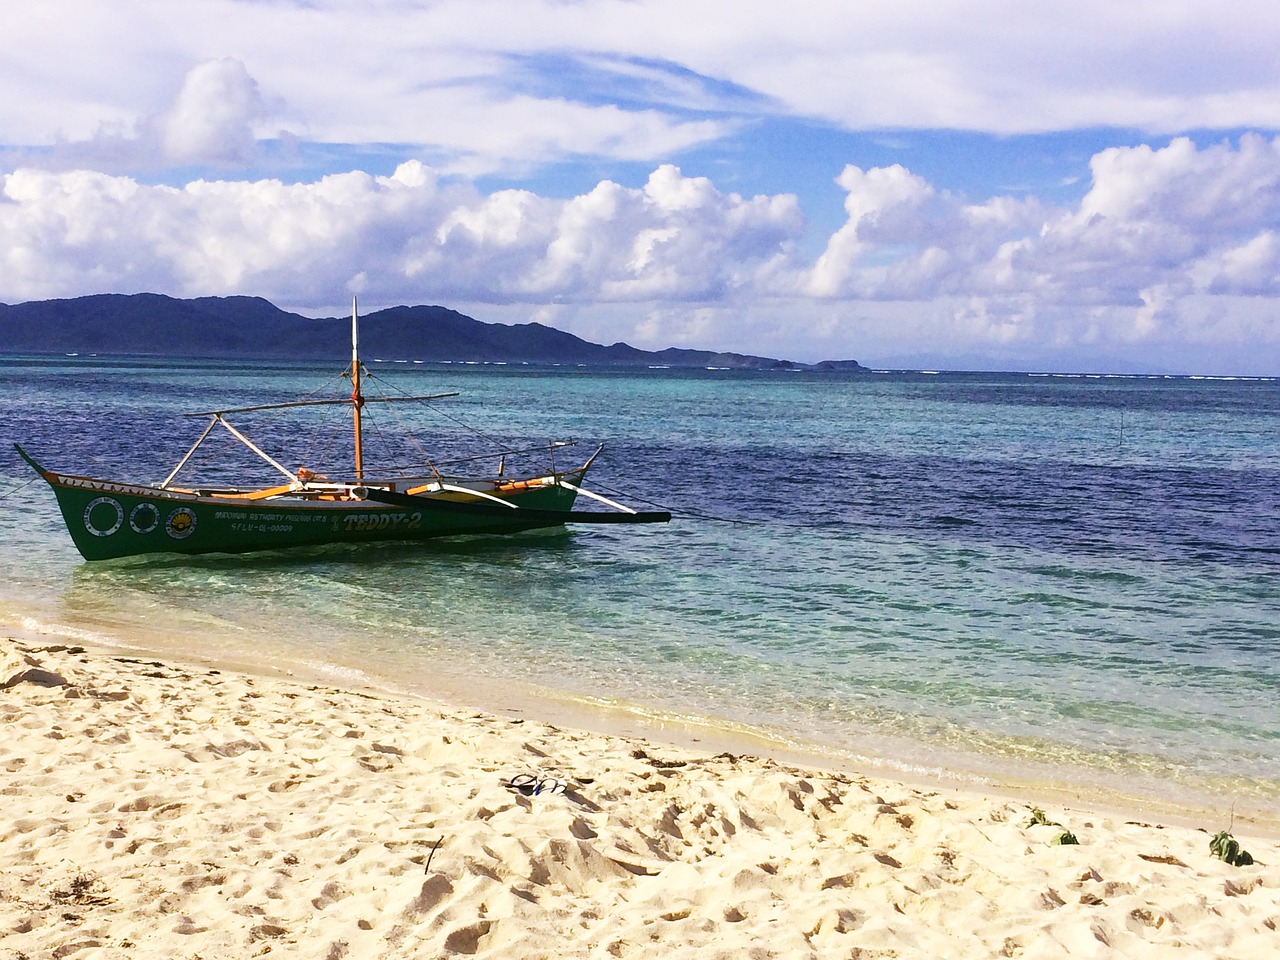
130;502;161;534
83;497;124;537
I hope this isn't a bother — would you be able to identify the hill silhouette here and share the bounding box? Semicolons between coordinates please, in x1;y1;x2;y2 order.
0;294;864;370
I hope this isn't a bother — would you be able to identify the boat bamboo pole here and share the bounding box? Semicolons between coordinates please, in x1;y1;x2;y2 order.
215;416;300;484
181;393;458;418
402;482;521;508
351;297;365;480
159;416;219;488
555;479;638;514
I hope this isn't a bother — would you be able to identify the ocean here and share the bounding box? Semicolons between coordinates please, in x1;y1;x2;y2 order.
3;354;1278;817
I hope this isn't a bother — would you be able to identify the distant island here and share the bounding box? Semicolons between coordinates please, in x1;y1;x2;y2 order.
0;293;865;371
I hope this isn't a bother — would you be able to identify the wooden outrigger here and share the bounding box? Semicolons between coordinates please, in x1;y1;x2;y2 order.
20;299;669;561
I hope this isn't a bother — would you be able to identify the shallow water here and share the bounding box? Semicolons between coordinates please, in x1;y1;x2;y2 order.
3;355;1278;812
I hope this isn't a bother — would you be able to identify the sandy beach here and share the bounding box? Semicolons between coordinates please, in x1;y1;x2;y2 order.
3;635;1278;959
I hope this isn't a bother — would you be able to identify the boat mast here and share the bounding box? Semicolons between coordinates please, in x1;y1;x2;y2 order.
350;297;365;480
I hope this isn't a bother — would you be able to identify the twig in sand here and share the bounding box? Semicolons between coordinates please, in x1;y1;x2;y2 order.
424;837;444;874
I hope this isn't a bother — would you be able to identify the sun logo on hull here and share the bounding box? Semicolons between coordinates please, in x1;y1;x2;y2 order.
165;507;197;539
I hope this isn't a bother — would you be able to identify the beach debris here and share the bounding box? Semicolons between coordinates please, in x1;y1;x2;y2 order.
1027;806;1056;828
506;773;567;797
1224;877;1262;897
50;873;111;908
1;645;69;690
4;666;69;689
507;773;538;794
631;748;688;769
1038;888;1066;909
424;837;444;874
1027;806;1079;845
1138;853;1189;867
1209;830;1254;867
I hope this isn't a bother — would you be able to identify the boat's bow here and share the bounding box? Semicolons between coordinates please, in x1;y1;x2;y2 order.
14;442;51;480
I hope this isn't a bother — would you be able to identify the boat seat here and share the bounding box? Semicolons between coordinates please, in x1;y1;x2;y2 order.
216;483;298;501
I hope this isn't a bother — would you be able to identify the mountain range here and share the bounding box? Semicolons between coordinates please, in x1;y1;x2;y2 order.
0;294;865;371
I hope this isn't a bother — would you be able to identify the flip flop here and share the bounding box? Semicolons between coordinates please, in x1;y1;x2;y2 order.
535;777;566;796
507;773;538;795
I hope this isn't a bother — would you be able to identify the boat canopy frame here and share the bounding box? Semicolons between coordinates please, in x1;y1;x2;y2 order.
152;298;604;503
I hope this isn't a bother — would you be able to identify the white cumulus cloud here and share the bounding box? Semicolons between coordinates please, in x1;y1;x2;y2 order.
154;58;271;165
4;134;1280;373
8;1;1280;169
0;161;803;309
33;58;287;173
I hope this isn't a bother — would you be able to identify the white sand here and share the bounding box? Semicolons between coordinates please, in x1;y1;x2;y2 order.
3;636;1278;959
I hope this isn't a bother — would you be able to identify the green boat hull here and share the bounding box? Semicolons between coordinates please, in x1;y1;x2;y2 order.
21;450;586;562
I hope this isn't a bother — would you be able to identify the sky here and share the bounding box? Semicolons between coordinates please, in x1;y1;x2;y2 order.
4;1;1280;373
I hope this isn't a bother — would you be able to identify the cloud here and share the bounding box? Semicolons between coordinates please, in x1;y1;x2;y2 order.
416;93;735;177
780;135;1280;366
806;164;940;297
153;58;271;165
7;1;1280;174
982;135;1280;310
11;45;733;179
0;160;802;309
853;137;1280;302
1204;231;1280;294
4;134;1280;373
34;58;284;173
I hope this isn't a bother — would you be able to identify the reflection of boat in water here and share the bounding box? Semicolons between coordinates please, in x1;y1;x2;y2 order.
20;300;669;561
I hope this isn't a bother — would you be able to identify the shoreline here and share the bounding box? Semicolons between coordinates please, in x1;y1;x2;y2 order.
6;608;1280;841
4;633;1280;958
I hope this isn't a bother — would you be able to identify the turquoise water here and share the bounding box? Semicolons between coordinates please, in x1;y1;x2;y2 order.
3;356;1278;813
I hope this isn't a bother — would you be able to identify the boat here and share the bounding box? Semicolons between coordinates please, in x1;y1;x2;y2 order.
17;300;670;561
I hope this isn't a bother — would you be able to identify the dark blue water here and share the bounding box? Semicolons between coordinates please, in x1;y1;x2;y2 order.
3;356;1278;813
